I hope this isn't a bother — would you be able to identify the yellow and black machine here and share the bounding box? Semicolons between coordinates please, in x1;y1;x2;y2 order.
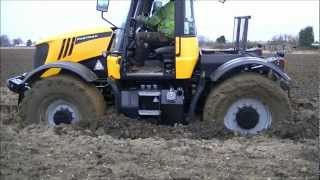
8;0;292;135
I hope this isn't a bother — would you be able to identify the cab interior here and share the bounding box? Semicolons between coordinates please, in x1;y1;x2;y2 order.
123;0;175;78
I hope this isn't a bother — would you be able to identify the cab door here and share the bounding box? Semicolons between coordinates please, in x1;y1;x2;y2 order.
175;0;199;79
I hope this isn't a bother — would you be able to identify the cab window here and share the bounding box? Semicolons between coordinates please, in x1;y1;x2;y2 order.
150;0;170;16
184;0;196;35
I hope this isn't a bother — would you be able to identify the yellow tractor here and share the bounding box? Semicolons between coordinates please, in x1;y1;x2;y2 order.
7;0;291;135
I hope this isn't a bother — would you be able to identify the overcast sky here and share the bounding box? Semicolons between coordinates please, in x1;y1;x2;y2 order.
1;0;319;43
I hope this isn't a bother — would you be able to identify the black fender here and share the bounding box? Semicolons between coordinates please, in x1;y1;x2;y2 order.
23;61;98;84
210;57;291;82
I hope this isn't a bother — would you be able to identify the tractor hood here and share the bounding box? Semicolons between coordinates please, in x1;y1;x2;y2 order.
34;27;113;66
36;27;112;45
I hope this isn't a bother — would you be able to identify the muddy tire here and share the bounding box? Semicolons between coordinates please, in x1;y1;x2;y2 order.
17;75;106;130
203;73;292;136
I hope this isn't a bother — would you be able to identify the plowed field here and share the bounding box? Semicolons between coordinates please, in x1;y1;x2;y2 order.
0;48;319;179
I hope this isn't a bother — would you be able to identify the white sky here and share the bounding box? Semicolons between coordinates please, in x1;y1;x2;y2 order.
1;0;319;42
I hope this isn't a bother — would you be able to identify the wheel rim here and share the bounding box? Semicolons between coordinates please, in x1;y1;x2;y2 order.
46;99;80;126
224;98;272;135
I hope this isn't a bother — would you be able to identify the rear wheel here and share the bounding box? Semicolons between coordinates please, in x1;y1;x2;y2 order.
203;73;292;136
18;75;106;130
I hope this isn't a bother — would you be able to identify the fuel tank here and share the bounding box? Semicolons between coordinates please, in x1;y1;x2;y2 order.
34;27;113;68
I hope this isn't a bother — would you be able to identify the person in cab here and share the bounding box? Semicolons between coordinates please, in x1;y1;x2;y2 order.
132;0;174;67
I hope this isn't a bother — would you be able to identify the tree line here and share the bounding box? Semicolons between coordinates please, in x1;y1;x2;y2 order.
0;35;33;47
198;26;317;49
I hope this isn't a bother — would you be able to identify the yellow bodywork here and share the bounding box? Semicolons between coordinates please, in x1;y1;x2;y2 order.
39;27;199;80
107;55;121;79
175;37;199;79
41;68;61;78
40;27;113;78
105;36;200;80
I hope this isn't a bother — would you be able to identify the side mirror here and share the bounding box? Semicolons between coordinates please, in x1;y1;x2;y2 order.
97;0;109;12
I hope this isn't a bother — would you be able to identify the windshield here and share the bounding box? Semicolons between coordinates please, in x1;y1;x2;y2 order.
105;0;131;52
104;0;131;28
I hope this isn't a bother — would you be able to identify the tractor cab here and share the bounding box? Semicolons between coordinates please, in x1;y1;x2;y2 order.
97;0;199;80
124;0;175;77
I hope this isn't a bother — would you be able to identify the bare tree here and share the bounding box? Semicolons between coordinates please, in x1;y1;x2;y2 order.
299;26;315;47
216;35;226;44
13;38;23;46
0;35;11;47
26;39;33;46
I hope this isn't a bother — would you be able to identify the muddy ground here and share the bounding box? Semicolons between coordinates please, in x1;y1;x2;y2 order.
0;49;319;179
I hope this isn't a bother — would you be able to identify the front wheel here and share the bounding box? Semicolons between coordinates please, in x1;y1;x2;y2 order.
203;73;292;136
18;75;106;130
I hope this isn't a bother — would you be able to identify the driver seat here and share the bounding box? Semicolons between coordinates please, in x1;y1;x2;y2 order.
154;46;175;60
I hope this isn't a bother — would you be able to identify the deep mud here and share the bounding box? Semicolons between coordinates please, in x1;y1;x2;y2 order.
0;50;319;179
1;87;318;140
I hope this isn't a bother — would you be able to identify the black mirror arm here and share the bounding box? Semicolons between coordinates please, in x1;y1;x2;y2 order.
101;12;119;29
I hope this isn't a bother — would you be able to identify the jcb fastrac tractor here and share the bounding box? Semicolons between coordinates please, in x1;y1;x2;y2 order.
7;0;292;135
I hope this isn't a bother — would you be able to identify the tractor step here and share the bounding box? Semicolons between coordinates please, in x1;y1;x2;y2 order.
126;72;164;77
138;110;161;116
138;91;161;96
